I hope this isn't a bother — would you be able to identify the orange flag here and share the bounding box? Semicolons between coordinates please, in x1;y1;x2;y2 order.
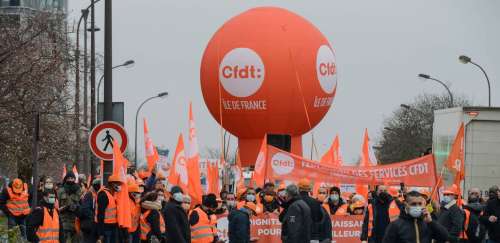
72;165;79;183
112;140;132;229
357;129;376;197
251;136;267;188
144;118;159;172
234;149;245;189
187;103;203;205
444;123;465;186
207;161;220;195
320;135;343;167
168;134;189;192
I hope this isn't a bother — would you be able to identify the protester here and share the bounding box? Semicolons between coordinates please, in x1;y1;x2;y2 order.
228;201;257;243
182;195;191;213
140;191;166;242
128;182;142;243
280;184;312;243
78;178;100;243
261;189;279;213
297;178;331;242
487;186;499;202
26;189;64;242
225;192;237;212
361;185;398;243
189;193;219;243
95;174;122;243
162;186;190;243
350;200;366;215
464;188;486;243
480;186;500;243
382;190;449;243
57;171;82;243
0;178;31;238
326;186;348;215
437;184;464;243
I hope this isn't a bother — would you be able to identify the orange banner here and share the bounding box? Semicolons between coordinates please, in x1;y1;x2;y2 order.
216;212;363;243
266;145;437;187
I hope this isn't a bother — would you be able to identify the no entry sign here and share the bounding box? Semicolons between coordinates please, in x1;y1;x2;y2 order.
89;121;128;160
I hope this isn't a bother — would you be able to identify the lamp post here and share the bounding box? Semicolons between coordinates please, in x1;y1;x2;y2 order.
418;73;454;108
134;92;169;166
459;55;491;107
96;60;135;106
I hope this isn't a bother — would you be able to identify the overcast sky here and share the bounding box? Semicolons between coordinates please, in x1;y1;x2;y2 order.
69;1;500;165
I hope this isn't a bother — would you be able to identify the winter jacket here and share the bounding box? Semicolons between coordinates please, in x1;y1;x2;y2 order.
382;211;449;243
77;189;95;234
141;201;164;242
317;205;332;242
464;203;486;243
26;201;65;242
57;183;82;231
480;197;500;241
228;208;251;243
280;197;312;243
361;192;394;243
436;200;464;243
299;191;322;240
162;200;190;243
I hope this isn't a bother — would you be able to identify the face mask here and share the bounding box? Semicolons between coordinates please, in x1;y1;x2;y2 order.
330;194;339;202
173;192;184;202
133;193;141;202
246;194;256;202
264;195;274;203
226;200;236;207
44;183;54;190
278;191;286;198
47;196;56;204
441;196;452;204
408;206;423;218
182;203;190;211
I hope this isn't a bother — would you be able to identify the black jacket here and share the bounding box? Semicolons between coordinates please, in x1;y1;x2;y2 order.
77;190;95;234
143;209;163;242
26;202;65;243
317;205;332;242
162;200;190;243
299;191;323;240
463;203;486;243
382;211;449;243
437;201;464;243
480;197;500;241
228;208;251;243
280;197;312;243
361;192;394;243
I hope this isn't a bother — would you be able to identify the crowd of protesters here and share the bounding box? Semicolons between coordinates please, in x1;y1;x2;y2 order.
0;168;499;243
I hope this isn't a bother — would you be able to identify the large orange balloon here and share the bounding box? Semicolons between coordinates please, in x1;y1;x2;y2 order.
200;7;337;165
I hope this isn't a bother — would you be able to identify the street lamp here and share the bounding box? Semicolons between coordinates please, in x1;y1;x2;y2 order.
459;55;491;107
96;60;135;104
418;73;454;108
134;92;169;166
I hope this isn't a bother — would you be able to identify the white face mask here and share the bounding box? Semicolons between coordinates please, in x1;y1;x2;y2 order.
226;200;236;207
246;194;256;202
441;195;452;204
330;194;340;202
44;183;54;190
173;192;184;202
408;206;423;218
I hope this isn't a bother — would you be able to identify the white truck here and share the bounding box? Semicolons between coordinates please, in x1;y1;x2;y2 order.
433;106;500;197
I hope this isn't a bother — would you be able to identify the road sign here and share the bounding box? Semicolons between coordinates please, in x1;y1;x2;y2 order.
89;121;128;160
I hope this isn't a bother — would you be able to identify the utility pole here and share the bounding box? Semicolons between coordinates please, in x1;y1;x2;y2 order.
90;0;97;177
103;0;113;185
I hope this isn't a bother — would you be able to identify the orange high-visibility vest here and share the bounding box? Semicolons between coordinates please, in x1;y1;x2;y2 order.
190;207;216;243
460;209;471;240
367;201;399;238
140;209;166;240
36;207;59;243
94;189;117;224
129;198;141;233
6;184;30;216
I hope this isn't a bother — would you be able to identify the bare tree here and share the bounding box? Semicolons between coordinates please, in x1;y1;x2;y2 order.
375;93;471;164
0;11;75;180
